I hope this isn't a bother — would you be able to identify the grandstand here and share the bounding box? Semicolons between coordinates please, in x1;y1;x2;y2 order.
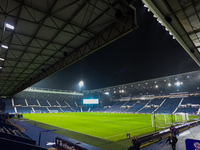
1;71;199;117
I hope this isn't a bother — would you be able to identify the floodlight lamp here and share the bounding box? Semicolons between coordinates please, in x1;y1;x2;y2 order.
155;85;158;88
79;81;84;87
175;81;181;86
0;67;2;69
1;45;8;49
5;23;15;30
0;58;5;61
147;9;150;12
153;15;157;18
168;83;171;87
104;92;109;95
144;4;148;8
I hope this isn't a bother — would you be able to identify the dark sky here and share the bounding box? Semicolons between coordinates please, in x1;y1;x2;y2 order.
32;0;199;91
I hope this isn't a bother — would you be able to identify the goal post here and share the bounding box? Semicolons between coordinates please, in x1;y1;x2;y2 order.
175;113;189;122
49;110;59;113
151;114;174;128
151;114;170;128
31;110;41;113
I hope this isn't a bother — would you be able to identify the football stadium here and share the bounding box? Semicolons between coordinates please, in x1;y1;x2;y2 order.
0;0;200;150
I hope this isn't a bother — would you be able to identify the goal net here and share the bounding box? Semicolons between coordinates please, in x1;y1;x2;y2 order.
31;110;41;113
175;113;189;122
151;114;173;128
49;110;58;113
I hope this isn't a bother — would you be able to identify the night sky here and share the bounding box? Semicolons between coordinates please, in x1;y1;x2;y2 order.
32;0;199;91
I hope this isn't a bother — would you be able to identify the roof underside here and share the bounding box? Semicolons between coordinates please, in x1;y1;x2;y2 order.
0;0;138;97
143;0;200;66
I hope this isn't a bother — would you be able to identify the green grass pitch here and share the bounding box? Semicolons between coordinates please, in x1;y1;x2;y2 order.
23;112;174;142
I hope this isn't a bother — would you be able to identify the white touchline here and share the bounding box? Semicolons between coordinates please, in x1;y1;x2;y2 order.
104;126;153;139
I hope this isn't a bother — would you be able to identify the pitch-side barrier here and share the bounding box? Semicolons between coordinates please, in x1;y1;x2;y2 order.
138;120;200;147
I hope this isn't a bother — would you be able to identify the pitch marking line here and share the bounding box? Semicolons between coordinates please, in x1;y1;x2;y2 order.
104;126;152;139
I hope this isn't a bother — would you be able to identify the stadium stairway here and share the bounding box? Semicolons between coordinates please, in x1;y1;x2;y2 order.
141;124;200;150
11;119;102;150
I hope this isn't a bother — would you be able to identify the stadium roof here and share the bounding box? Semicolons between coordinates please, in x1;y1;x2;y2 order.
0;0;138;97
84;70;200;98
142;0;200;66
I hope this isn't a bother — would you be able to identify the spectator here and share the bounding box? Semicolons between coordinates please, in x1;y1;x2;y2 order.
132;137;141;150
131;136;136;146
173;127;177;137
170;125;174;133
166;133;178;150
127;136;140;150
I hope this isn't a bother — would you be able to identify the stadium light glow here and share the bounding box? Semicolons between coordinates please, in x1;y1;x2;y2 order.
5;23;15;30
155;85;158;88
168;83;171;87
144;4;148;8
0;67;2;69
175;81;181;86
79;81;84;86
104;92;109;95
0;58;5;61
1;45;8;49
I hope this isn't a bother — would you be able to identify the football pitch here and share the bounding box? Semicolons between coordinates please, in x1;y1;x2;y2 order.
23;112;172;142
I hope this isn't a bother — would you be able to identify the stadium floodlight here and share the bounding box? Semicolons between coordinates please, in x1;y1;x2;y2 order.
5;23;15;30
155;85;158;88
104;92;109;95
168;83;171;87
144;4;148;8
79;81;84;87
175;81;181;86
147;9;150;12
1;45;8;49
0;67;2;69
153;15;157;18
0;58;5;61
